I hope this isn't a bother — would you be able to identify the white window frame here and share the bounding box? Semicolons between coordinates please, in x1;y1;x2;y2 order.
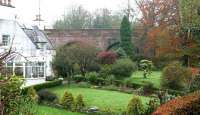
5;62;46;79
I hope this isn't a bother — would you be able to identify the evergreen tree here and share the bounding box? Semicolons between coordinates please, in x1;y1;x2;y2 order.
60;91;74;110
74;94;85;112
120;16;135;59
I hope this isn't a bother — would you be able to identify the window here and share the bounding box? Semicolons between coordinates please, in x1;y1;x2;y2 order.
25;62;45;78
2;35;10;46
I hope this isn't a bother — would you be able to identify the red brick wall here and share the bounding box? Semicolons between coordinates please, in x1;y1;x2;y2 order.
45;29;120;50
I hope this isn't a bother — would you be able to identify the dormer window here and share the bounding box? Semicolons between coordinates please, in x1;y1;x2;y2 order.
36;41;47;50
2;35;10;46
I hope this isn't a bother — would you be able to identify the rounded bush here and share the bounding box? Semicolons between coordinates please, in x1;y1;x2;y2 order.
126;96;144;115
153;91;200;115
111;58;136;79
161;61;192;91
99;65;112;79
86;72;98;85
37;89;58;104
73;74;86;83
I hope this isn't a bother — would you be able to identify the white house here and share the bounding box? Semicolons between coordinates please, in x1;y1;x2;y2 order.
0;0;55;86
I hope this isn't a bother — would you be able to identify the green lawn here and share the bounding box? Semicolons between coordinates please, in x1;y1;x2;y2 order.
129;71;161;89
36;105;84;115
48;85;151;112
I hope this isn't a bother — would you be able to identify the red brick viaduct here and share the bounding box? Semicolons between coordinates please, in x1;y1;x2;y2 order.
45;29;121;50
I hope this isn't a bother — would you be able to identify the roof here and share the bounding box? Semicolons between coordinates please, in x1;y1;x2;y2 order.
22;25;54;50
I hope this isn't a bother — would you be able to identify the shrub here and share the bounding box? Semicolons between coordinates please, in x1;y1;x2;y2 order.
153;90;200;115
97;51;117;64
74;94;85;112
0;76;23;114
126;96;144;115
161;61;192;91
105;74;116;85
37;89;58;104
139;60;153;78
14;96;37;115
111;58;136;79
190;75;200;92
60;91;74;110
99;65;112;79
73;74;86;83
27;87;38;102
86;72;98;85
1;76;37;115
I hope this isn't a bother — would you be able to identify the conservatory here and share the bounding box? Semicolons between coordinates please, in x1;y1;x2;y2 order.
5;61;46;78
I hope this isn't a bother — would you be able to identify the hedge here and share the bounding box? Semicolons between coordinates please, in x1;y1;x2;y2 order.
22;80;62;94
153;90;200;115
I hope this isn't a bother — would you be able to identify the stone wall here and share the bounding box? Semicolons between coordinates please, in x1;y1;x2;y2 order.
45;29;120;50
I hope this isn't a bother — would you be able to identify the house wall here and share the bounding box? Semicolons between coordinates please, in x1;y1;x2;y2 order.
0;19;54;78
0;19;36;58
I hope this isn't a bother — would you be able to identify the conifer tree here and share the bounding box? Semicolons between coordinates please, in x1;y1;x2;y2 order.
60;91;74;110
74;94;85;112
120;16;135;59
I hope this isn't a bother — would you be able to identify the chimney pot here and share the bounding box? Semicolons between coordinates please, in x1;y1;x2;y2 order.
8;0;11;6
3;0;6;5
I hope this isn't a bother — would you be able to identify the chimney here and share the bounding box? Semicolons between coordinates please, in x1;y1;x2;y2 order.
3;0;7;5
0;0;13;7
8;0;11;6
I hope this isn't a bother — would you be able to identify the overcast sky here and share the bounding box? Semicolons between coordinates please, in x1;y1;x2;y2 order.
13;0;136;27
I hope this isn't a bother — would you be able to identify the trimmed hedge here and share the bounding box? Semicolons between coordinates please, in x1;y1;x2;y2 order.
22;80;62;94
153;90;200;115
